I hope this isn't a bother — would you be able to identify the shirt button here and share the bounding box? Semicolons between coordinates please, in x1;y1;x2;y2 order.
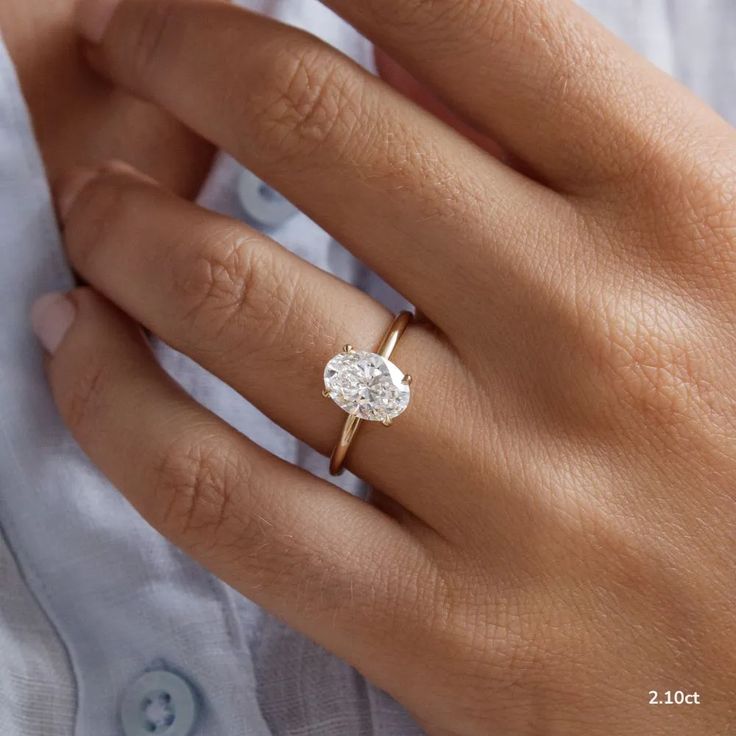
237;168;298;229
120;670;198;736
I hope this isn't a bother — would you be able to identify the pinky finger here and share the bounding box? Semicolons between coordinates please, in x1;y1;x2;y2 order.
32;287;435;694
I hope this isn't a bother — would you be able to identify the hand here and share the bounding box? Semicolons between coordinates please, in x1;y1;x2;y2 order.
33;0;736;733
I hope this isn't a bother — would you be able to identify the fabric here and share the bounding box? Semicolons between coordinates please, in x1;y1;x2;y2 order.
0;34;77;736
0;2;733;735
0;537;76;735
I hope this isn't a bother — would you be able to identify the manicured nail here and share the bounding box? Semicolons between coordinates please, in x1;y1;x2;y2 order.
76;0;122;44
57;168;98;222
31;293;77;354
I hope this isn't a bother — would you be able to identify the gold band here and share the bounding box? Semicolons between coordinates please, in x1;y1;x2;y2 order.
329;311;413;476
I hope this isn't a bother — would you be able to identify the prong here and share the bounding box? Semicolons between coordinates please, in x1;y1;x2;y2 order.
342;344;354;353
382;418;393;427
402;374;413;385
322;389;331;398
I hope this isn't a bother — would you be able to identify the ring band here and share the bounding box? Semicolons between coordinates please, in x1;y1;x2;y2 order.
323;311;413;475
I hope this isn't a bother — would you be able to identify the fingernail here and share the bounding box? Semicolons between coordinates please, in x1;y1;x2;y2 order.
57;168;98;222
31;293;77;354
76;0;122;44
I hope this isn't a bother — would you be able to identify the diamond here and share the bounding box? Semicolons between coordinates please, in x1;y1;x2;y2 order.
324;350;411;422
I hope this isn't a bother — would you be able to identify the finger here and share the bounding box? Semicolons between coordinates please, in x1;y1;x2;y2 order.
75;0;564;328
59;162;463;525
322;0;730;191
374;49;507;161
34;286;437;696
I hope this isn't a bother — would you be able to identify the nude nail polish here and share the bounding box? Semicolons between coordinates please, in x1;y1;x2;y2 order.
31;293;76;354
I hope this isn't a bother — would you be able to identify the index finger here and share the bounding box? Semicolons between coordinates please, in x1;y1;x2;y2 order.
75;0;561;332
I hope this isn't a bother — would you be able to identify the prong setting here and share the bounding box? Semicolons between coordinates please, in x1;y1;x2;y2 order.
323;350;411;423
342;344;354;353
402;374;413;385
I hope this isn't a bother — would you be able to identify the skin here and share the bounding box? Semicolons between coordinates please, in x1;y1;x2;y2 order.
18;0;736;733
0;0;211;191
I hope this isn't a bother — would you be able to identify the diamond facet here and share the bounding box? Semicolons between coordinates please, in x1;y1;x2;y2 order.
324;350;411;422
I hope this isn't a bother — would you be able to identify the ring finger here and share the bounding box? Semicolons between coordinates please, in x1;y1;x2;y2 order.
60;162;465;524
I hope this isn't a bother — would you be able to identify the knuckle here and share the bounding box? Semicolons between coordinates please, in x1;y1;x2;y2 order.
603;327;688;414
580;298;709;427
152;433;253;552
173;230;299;359
252;42;362;162
428;563;552;723
664;160;736;279
174;230;253;340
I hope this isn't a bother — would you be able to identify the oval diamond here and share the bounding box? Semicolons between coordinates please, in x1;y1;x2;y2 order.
324;350;411;422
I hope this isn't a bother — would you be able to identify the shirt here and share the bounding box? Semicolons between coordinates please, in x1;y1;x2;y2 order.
0;1;734;735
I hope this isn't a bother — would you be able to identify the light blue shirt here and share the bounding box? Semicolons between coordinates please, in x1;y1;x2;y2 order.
0;1;734;734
